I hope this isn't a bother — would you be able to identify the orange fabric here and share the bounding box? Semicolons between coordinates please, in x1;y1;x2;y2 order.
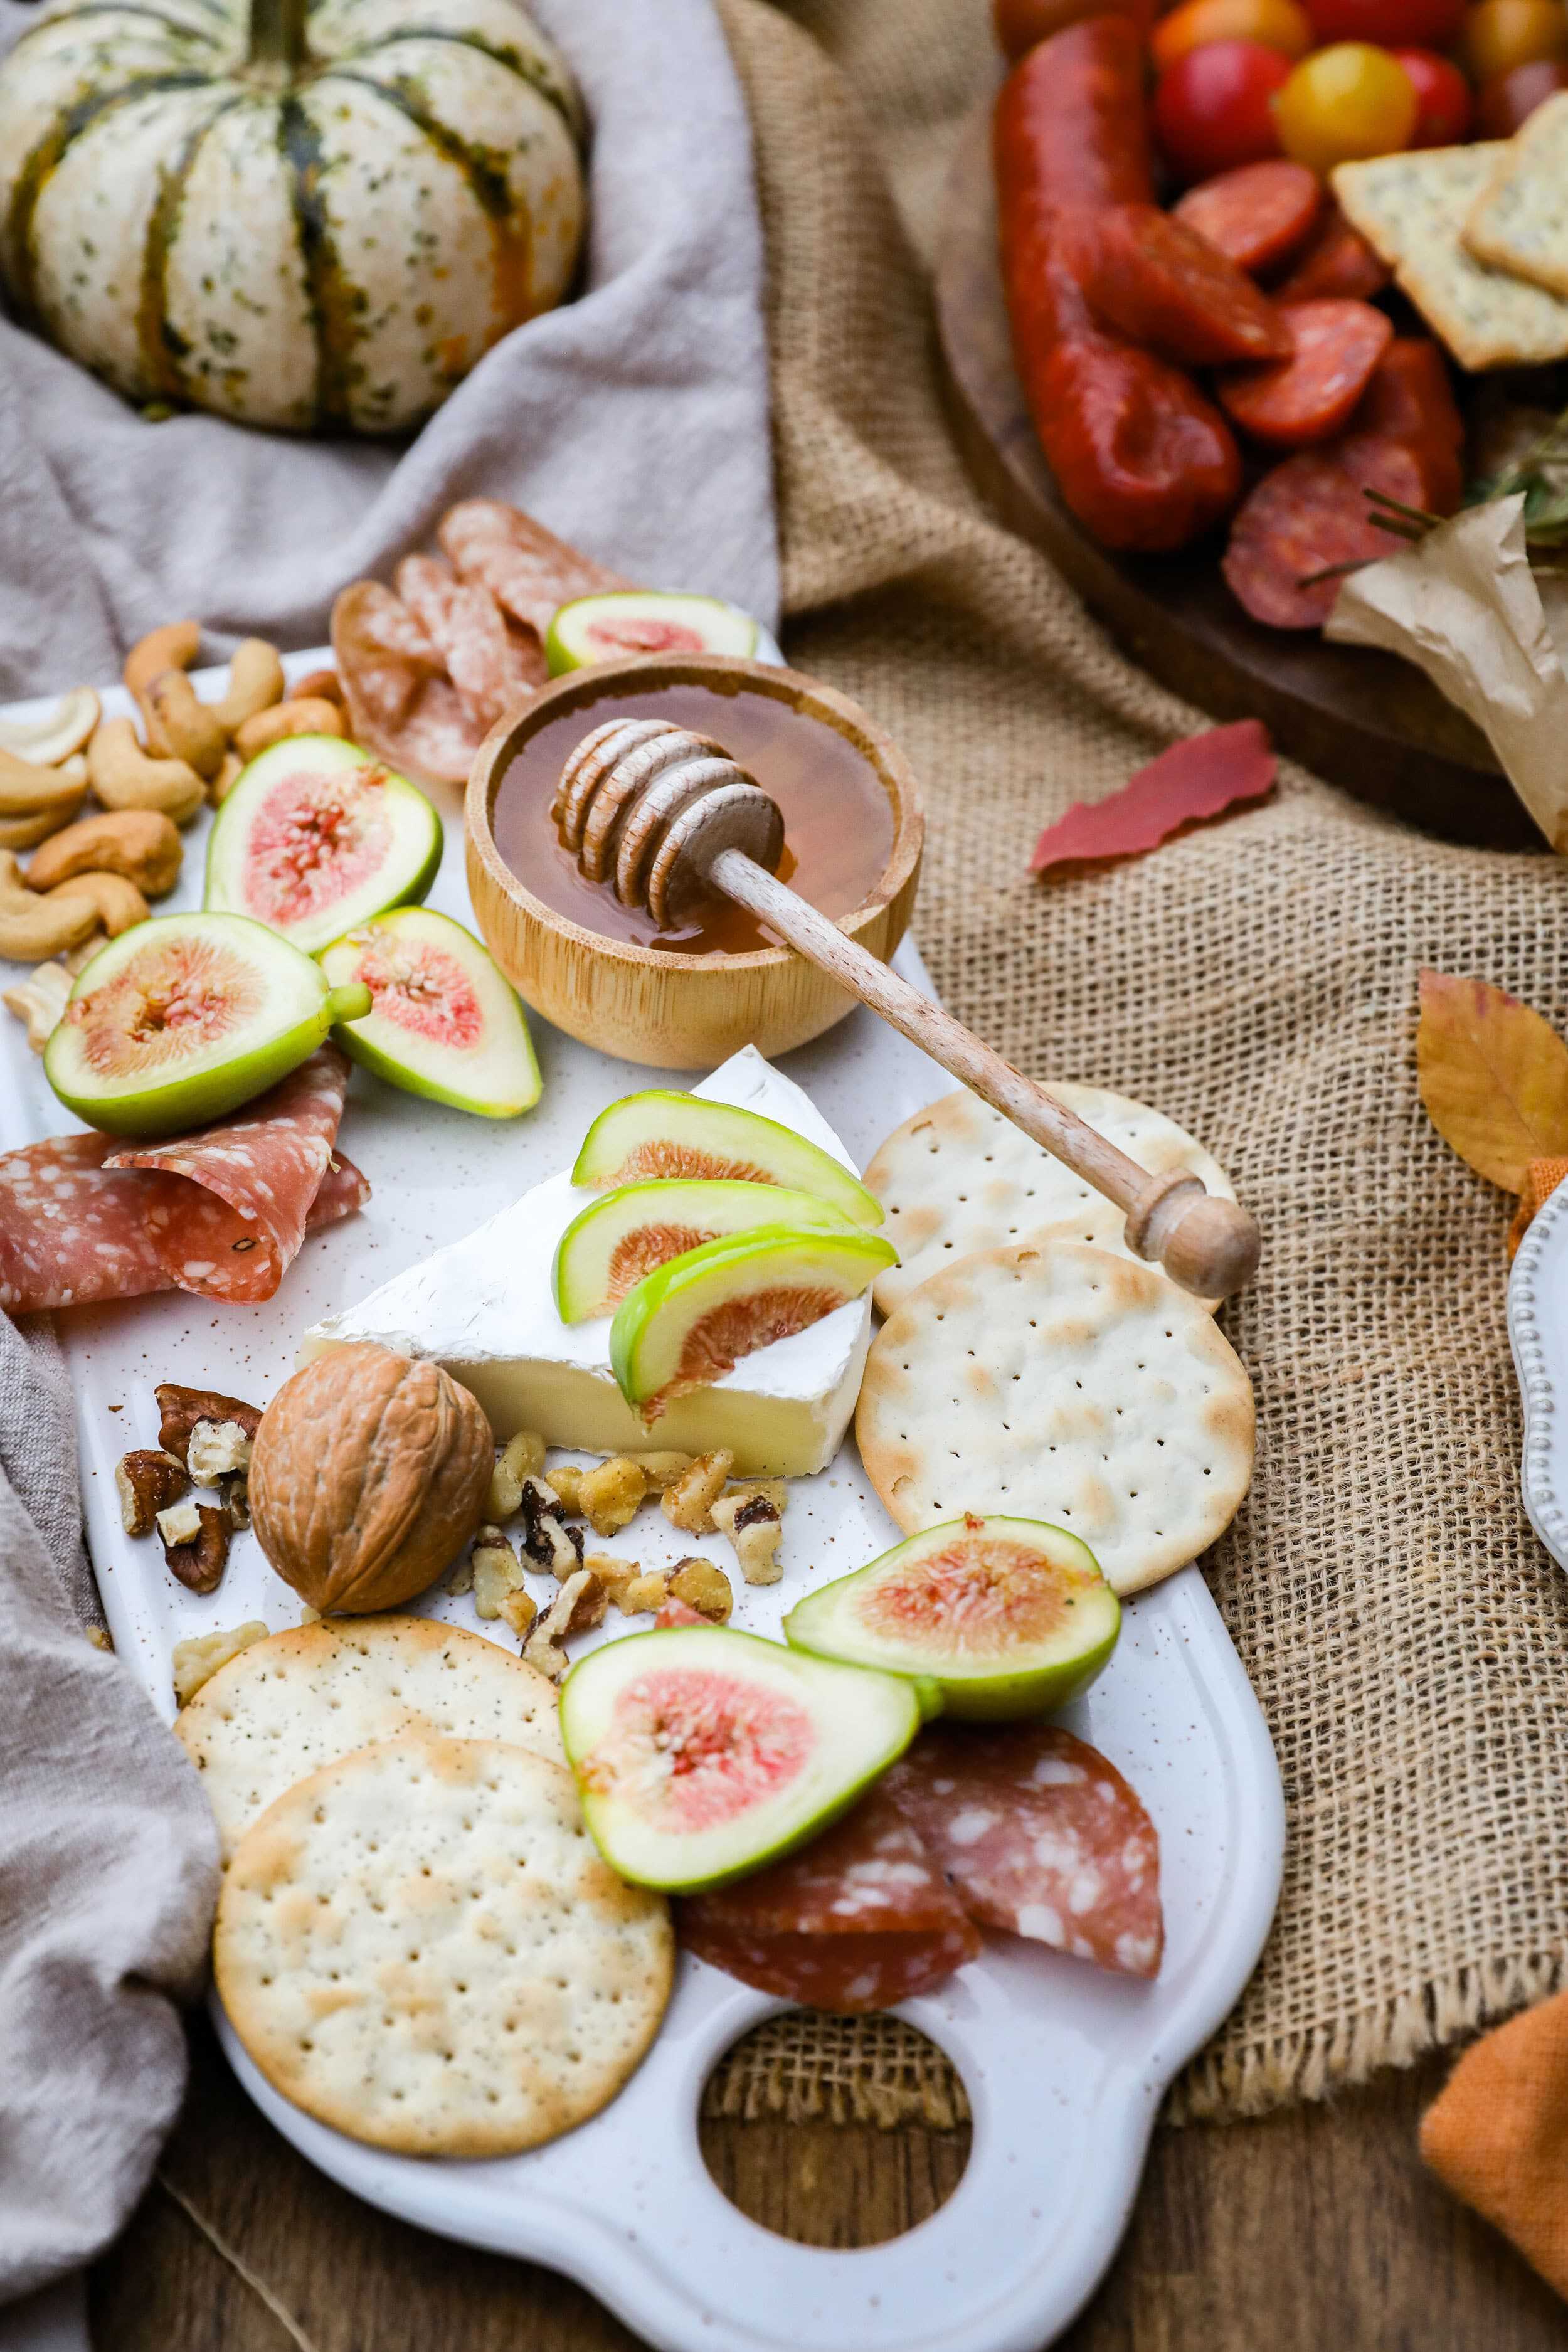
1422;1985;1568;2297
1508;1158;1568;1260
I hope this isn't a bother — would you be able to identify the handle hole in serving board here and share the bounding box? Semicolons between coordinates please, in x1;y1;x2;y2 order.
697;2013;972;2248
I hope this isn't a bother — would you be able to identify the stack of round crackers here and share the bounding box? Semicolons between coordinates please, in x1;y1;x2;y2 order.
859;1087;1256;1594
177;1616;672;2157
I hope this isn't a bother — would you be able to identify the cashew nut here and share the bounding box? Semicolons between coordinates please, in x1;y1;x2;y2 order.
0;853;104;963
87;719;205;823
144;670;226;778
210;748;243;806
2;960;73;1051
125;622;201;755
0;782;88;850
0;687;100;767
0;743;92;817
208;639;285;734
289;667;344;708
48;871;149;937
26;809;182;898
232;697;346;760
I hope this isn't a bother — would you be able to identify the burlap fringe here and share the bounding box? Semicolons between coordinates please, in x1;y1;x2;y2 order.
703;2014;972;2132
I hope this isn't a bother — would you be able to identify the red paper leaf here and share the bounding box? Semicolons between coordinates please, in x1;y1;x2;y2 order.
1030;721;1277;876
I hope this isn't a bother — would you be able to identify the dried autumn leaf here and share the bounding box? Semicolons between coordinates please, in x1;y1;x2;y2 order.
1416;970;1568;1192
1030;720;1276;877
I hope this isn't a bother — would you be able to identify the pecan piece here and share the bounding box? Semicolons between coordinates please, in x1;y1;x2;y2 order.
115;1448;189;1537
157;1500;230;1594
156;1384;261;1468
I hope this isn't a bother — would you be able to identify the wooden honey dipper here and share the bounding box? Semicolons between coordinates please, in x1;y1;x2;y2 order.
554;718;1261;1300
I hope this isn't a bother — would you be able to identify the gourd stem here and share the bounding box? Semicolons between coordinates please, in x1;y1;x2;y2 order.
249;0;307;72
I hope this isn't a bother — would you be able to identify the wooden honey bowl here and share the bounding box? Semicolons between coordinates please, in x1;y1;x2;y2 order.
465;652;924;1068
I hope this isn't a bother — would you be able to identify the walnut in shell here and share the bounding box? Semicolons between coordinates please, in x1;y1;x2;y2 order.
249;1343;492;1612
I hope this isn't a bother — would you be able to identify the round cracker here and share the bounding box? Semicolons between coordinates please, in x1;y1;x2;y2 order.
216;1735;672;2158
865;1084;1237;1316
856;1240;1254;1594
176;1614;565;1862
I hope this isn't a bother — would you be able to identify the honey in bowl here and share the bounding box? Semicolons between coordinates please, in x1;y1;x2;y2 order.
491;677;894;955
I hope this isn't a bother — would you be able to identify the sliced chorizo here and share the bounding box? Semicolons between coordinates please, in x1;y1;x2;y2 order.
1271;204;1391;302
1216;299;1394;448
1346;339;1465;514
1061;203;1293;364
1173;161;1322;278
1221;438;1430;630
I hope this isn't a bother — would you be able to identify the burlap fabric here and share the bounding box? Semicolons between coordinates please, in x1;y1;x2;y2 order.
706;0;1568;2129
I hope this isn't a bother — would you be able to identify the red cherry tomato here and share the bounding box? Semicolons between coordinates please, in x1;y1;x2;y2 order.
1476;53;1568;129
1304;0;1465;43
1153;40;1293;181
1392;45;1475;140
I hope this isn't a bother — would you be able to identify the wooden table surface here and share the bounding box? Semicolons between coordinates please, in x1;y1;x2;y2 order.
91;2011;1567;2349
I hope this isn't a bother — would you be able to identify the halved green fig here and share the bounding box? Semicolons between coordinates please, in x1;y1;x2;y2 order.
554;1179;862;1322
559;1624;924;1890
785;1514;1121;1722
546;591;760;674
43;913;371;1137
573;1091;883;1229
318;908;541;1120
610;1224;895;1412
204;738;442;955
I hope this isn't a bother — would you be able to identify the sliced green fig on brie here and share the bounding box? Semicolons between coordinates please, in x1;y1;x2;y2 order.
43;913;371;1137
573;1091;883;1229
553;1178;861;1322
610;1224;894;1414
559;1624;923;1890
545;591;760;674
318;908;541;1120
204;737;442;955
784;1514;1121;1722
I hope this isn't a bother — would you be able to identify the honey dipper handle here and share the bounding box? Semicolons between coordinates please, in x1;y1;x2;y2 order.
711;849;1261;1301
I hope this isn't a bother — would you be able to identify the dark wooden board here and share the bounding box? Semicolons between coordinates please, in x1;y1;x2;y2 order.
935;106;1541;852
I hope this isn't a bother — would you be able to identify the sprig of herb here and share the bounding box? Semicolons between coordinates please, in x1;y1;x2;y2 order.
1465;400;1568;548
1295;487;1443;589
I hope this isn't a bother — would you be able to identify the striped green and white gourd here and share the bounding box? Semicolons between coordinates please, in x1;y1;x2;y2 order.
0;0;585;433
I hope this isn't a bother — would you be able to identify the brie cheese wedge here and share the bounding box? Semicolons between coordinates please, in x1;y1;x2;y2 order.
305;1048;874;1476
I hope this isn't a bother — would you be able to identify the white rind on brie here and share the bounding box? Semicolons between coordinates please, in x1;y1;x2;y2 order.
304;1048;874;1476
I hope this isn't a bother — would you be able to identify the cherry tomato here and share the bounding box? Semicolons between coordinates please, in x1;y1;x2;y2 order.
1392;45;1475;139
1153;40;1293;180
1152;0;1313;70
1476;52;1568;128
1461;0;1568;83
993;0;1155;56
1304;0;1466;42
1273;41;1420;169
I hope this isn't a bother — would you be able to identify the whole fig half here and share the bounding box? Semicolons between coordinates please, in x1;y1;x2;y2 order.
250;1342;492;1612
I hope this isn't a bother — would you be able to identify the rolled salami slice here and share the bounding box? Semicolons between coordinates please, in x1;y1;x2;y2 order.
885;1725;1163;1979
105;1046;354;1305
330;580;484;787
0;1137;368;1315
678;1786;982;2011
438;501;632;641
393;554;546;734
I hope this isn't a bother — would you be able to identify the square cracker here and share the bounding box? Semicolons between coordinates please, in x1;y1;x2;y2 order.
1465;93;1568;301
1333;146;1568;370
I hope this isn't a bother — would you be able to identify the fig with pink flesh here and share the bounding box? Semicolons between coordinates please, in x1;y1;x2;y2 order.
319;907;540;1118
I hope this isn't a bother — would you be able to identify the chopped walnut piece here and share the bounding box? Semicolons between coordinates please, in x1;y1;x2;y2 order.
518;1478;585;1577
445;1555;475;1597
578;1455;647;1537
115;1448;189;1537
499;1588;538;1641
661;1449;733;1535
159;1502;230;1594
85;1624;114;1653
186;1418;253;1485
630;1450;696;1493
172;1619;268;1707
547;1463;583;1511
711;1486;785;1586
524;1567;607;1680
622;1571;670;1615
667;1555;733;1623
471;1527;524;1619
487;1428;546;1520
156;1384;261;1468
218;1473;250;1532
583;1551;641;1607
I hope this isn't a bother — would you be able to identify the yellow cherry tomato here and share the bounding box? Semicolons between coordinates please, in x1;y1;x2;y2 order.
1273;41;1420;169
1152;0;1315;72
1461;0;1568;83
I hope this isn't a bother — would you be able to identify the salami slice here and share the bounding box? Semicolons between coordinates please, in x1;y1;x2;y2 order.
1061;203;1291;366
1221;437;1429;630
393;554;546;734
330;580;484;787
0;1136;367;1315
1346;340;1465;516
677;1786;982;2011
1173;161;1322;278
884;1725;1163;1979
105;1046;354;1305
1216;299;1394;449
438;501;633;641
1272;206;1390;304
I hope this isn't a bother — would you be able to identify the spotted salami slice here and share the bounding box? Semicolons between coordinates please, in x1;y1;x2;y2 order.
1221;437;1429;630
393;554;546;734
0;1135;367;1315
677;1786;982;2011
438;500;633;641
330;580;484;787
105;1046;354;1305
884;1725;1163;1978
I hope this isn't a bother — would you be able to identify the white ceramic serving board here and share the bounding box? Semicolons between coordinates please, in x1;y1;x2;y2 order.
0;658;1284;2352
1510;1179;1568;1569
